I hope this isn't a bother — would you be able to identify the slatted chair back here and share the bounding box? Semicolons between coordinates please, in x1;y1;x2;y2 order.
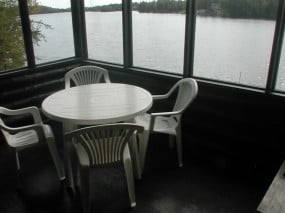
65;65;111;88
65;123;144;167
0;114;9;142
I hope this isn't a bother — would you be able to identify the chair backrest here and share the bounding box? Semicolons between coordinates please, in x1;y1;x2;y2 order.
65;65;111;88
0;117;8;143
65;123;144;167
170;78;198;113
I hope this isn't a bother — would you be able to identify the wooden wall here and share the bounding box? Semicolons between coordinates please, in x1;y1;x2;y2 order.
110;70;285;174
1;65;285;175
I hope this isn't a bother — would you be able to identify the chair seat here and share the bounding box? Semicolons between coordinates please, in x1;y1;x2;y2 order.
7;124;52;148
7;130;38;147
135;113;177;135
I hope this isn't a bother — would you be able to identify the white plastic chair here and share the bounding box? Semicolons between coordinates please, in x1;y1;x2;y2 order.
65;65;111;88
0;106;65;180
65;123;144;212
134;78;198;171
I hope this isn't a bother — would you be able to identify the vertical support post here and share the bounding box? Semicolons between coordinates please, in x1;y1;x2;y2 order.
183;0;196;78
71;0;88;60
266;0;285;93
122;0;133;69
18;0;36;69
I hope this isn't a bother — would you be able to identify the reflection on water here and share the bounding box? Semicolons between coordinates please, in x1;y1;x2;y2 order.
31;12;75;62
194;17;275;88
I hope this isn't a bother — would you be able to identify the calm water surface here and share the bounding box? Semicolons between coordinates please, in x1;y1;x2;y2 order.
30;12;285;90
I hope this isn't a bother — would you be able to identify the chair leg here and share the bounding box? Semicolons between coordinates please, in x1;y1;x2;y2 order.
70;149;80;191
176;127;183;167
168;135;175;149
15;151;21;170
15;151;23;188
75;163;81;190
46;137;66;181
138;130;150;173
63;122;78;188
124;157;136;208
129;135;142;180
80;167;90;213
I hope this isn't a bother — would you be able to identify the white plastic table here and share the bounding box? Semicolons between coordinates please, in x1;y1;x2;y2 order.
42;83;153;187
42;83;153;127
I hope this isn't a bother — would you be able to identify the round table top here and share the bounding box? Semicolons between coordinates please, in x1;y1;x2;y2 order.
42;83;153;125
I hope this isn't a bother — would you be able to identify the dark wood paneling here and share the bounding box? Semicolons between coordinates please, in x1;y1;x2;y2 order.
1;67;285;173
0;64;80;133
107;70;285;172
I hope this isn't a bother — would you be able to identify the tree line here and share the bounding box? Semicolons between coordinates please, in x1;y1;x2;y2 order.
30;6;70;14
197;0;278;19
31;0;278;20
85;0;278;20
137;0;278;19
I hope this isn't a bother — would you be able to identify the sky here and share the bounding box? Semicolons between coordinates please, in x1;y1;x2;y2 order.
38;0;143;9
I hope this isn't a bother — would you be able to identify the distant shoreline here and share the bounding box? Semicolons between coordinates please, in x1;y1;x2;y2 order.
32;3;276;20
32;10;274;21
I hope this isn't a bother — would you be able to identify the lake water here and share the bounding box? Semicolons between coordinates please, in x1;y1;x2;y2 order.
30;12;285;90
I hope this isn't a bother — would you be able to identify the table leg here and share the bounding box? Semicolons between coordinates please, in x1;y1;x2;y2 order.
63;122;78;190
125;119;142;179
129;134;142;180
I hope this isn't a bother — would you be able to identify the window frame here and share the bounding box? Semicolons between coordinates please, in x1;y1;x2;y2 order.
267;0;285;93
1;0;285;96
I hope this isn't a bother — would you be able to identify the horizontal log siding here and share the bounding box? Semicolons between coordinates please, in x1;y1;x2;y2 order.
1;65;285;173
0;64;79;127
108;70;285;173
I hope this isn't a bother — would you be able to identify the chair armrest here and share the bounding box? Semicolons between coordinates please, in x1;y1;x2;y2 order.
150;111;181;117
65;77;71;88
104;73;111;83
149;111;181;131
0;122;43;134
152;94;169;100
152;80;181;100
0;106;42;124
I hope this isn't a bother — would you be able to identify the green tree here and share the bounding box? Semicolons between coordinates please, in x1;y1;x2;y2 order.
0;0;47;72
0;0;25;71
